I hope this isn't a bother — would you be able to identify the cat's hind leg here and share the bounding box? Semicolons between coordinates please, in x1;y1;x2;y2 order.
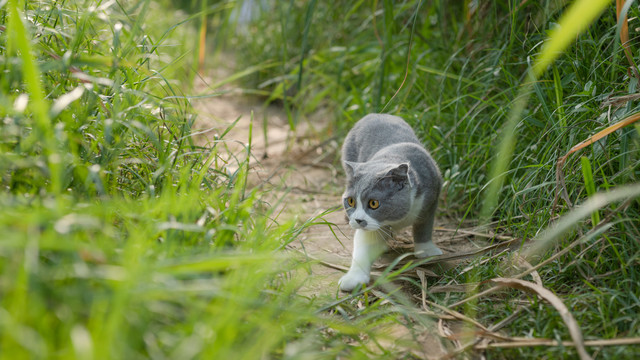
339;229;387;292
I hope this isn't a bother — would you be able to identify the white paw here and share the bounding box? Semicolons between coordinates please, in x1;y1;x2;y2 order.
338;270;370;292
414;242;443;258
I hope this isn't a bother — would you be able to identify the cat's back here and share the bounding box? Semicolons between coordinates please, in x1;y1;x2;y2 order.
348;114;418;143
343;114;421;162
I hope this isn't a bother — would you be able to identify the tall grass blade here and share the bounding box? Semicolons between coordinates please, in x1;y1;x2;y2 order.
552;64;566;128
205;62;280;91
198;0;208;75
296;0;317;98
563;111;640;158
7;0;61;195
277;0;295;129
580;156;600;226
374;0;394;111
50;86;85;119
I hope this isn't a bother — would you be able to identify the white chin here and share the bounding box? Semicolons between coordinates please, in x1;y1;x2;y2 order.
349;222;379;231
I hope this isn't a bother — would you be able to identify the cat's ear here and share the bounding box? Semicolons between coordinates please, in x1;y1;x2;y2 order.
343;161;357;178
385;163;413;188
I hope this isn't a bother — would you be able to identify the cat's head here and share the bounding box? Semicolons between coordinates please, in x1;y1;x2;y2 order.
342;161;414;231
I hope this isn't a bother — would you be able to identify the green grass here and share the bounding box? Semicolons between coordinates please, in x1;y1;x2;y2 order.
0;0;330;358
2;0;640;359
0;1;443;358
230;0;640;358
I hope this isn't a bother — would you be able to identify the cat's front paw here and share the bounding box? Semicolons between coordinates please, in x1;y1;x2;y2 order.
338;270;370;292
414;242;443;258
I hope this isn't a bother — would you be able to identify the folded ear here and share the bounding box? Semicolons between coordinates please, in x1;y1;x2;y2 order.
343;161;357;178
384;163;412;188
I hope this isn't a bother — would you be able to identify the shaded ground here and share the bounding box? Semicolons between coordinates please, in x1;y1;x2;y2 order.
191;68;520;358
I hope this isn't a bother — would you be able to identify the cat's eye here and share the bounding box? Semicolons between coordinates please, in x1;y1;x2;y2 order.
368;199;380;209
347;197;355;207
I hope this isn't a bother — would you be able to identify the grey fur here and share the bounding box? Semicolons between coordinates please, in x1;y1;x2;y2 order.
338;114;442;291
342;113;442;241
339;114;442;291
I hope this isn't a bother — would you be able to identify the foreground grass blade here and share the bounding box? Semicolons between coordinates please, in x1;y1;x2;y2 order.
525;183;640;259
480;73;534;220
7;0;49;133
532;0;611;77
7;0;62;195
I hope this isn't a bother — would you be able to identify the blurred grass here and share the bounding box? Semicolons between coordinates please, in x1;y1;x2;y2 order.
2;0;640;359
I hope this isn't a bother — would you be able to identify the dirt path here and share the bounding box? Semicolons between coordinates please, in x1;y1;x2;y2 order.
191;72;350;293
191;69;513;358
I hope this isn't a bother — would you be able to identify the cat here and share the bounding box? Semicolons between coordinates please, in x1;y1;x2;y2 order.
338;113;443;292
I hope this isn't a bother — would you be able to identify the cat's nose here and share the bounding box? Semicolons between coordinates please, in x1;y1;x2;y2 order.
355;218;367;227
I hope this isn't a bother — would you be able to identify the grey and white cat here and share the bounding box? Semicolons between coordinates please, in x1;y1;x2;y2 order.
339;113;443;292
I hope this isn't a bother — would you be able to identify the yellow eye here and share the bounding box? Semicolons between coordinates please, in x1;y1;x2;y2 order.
347;197;355;207
368;199;380;209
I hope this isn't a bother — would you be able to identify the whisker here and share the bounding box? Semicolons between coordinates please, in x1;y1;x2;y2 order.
375;226;393;241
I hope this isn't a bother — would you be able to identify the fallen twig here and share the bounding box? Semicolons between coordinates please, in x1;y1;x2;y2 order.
414;237;521;265
475;337;640;349
600;93;640;108
435;228;515;241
